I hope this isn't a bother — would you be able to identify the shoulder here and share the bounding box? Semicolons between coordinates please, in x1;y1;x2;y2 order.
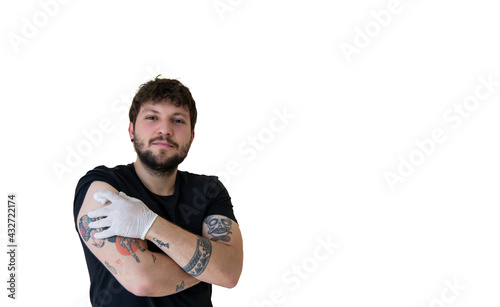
74;164;133;219
82;164;132;180
177;170;232;207
76;164;132;191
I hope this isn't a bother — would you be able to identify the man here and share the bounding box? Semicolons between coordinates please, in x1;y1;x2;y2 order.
73;77;243;306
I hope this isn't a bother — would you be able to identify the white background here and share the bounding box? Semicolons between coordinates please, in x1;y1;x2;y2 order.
1;0;500;306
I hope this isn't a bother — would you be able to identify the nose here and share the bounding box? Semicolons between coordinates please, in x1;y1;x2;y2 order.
157;119;173;136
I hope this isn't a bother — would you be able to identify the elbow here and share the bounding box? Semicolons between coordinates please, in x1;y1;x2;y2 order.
224;276;239;289
128;285;149;297
122;272;159;297
222;254;243;289
219;267;242;289
125;279;155;297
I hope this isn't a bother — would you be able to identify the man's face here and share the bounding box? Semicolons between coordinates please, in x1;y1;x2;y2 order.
129;101;194;176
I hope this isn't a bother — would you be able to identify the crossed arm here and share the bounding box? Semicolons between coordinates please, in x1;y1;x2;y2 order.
76;181;243;297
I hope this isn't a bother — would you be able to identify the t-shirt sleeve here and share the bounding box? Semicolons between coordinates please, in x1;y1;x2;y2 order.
205;177;238;224
73;166;123;226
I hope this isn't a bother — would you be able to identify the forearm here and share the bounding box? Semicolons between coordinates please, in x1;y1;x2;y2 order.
123;249;200;297
145;217;243;288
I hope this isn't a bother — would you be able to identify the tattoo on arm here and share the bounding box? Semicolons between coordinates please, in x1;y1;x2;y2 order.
105;261;118;275
80;215;146;263
204;216;233;242
118;237;146;263
79;215;107;248
182;237;212;277
176;280;185;292
152;254;157;263
153;238;170;248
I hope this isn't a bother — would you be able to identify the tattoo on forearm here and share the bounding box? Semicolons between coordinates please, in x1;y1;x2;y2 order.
105;261;117;275
204;216;233;242
117;237;146;263
153;238;170;249
176;280;185;292
80;215;147;265
182;237;212;277
79;215;106;248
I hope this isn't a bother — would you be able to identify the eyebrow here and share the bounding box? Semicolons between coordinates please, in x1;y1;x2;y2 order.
171;112;188;118
142;108;188;118
142;108;160;114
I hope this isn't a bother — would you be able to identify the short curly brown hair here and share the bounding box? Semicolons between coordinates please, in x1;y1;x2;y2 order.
129;76;197;132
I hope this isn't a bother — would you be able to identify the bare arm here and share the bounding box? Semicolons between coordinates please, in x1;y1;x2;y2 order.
145;214;243;288
77;181;200;297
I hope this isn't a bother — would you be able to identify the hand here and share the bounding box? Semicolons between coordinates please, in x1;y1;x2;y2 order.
87;190;158;240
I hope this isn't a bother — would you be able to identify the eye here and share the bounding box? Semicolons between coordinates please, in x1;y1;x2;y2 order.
146;116;157;120
222;219;231;226
209;219;218;226
173;119;185;124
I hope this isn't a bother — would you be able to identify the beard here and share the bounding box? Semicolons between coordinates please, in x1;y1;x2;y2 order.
133;134;191;177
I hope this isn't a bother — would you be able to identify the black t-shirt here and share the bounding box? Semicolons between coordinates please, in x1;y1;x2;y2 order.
73;164;237;307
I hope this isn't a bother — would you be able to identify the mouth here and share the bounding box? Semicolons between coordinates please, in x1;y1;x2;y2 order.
209;228;229;235
151;141;175;148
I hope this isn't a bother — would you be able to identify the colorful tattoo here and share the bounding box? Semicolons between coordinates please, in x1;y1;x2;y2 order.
204;216;232;242
105;261;117;275
79;215;106;248
115;237;146;263
182;237;212;277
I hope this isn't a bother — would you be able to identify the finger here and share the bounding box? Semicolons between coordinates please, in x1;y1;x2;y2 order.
87;206;112;219
88;217;113;229
92;228;116;240
94;190;120;204
118;191;135;201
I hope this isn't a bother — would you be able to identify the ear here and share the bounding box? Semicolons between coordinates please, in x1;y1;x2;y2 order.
190;130;195;144
128;122;134;141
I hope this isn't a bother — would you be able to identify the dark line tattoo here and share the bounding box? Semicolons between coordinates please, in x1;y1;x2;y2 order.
105;261;117;275
152;254;157;263
182;237;212;277
153;238;170;249
118;237;146;263
204;216;233;242
176;280;185;292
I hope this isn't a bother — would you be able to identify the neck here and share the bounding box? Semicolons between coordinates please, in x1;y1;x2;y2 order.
133;159;177;196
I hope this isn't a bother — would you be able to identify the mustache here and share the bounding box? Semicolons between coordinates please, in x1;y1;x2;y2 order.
148;136;178;148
